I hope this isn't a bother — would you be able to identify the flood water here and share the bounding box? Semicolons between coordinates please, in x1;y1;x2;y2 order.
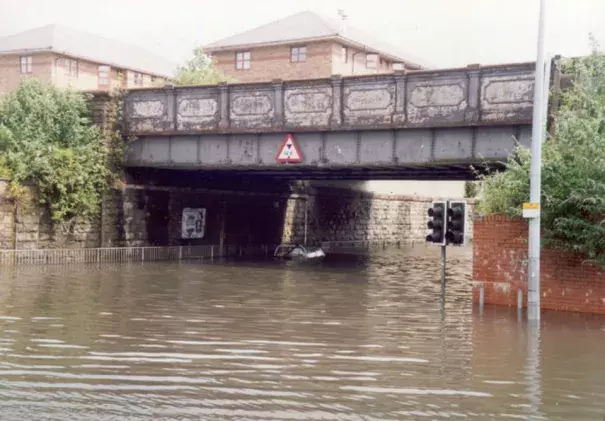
0;246;604;420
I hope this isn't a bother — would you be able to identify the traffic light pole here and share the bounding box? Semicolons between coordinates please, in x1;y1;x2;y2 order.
426;200;467;297
441;245;446;295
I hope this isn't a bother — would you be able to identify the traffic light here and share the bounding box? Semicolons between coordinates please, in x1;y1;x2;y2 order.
426;201;447;245
446;200;467;246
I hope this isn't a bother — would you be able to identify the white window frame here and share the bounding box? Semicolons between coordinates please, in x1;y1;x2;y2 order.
98;65;110;86
236;51;251;70
366;53;378;69
66;58;78;77
134;71;143;86
20;56;32;74
291;46;307;63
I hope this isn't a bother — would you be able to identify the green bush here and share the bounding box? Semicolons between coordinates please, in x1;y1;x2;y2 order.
476;49;605;265
0;78;115;224
464;181;480;198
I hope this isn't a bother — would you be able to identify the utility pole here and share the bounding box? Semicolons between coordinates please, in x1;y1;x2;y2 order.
527;0;548;321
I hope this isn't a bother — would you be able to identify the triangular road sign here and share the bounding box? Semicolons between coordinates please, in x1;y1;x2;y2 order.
275;134;303;163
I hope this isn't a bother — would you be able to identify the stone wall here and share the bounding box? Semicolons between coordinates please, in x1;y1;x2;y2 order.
473;215;605;315
0;180;289;251
0;180;14;249
1;178;473;251
0;179;150;250
282;186;475;245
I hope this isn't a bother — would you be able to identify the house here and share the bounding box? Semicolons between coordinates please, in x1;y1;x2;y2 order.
0;24;176;95
204;11;430;83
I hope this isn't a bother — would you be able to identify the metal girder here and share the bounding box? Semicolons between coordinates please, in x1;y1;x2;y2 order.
126;162;500;185
126;126;529;179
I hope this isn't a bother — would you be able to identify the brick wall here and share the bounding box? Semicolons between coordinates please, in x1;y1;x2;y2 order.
211;40;398;83
212;41;334;83
0;53;53;95
0;52;160;95
473;215;605;314
331;43;393;76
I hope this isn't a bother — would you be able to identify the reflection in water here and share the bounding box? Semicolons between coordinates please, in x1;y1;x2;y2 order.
0;245;604;420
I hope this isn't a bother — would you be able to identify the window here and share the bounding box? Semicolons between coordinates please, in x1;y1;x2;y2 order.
66;58;78;77
134;72;143;86
20;56;32;74
366;53;378;69
291;46;307;62
341;46;348;63
393;62;405;71
236;51;251;70
98;65;110;86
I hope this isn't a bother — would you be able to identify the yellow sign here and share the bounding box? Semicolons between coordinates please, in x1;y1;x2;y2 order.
522;202;540;219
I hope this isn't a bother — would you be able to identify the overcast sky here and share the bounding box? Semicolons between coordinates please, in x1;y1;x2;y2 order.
0;0;603;69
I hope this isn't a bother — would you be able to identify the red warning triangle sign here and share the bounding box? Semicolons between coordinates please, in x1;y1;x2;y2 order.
275;134;303;163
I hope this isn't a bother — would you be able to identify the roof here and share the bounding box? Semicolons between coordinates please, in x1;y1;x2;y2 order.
0;24;176;77
203;11;431;69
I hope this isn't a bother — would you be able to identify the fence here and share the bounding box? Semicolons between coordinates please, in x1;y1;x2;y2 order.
0;244;276;266
0;242;432;265
320;240;427;254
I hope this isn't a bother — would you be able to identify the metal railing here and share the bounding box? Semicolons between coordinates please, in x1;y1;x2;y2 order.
0;244;276;266
320;240;427;254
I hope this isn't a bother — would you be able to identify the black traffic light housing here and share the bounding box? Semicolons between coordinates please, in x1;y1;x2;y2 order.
446;200;467;246
426;201;447;245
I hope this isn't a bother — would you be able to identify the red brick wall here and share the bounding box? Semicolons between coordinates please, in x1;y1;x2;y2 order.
0;52;162;95
473;215;605;314
212;41;334;83
0;53;53;95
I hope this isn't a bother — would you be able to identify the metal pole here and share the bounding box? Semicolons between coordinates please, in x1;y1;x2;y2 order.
539;53;552;147
526;320;543;418
304;199;308;246
441;245;446;294
528;0;547;321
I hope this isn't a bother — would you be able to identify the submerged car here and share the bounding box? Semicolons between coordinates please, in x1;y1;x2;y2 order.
273;244;326;262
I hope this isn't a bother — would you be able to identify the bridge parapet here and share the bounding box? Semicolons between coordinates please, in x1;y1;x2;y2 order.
123;62;535;136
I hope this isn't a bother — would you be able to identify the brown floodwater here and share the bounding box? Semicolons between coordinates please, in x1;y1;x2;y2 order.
0;246;603;420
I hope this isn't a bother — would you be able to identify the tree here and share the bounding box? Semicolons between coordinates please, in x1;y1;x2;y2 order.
172;47;230;86
476;47;605;265
0;78;114;224
464;181;480;198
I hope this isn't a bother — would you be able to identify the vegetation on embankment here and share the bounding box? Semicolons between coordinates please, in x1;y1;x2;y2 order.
0;78;124;230
476;47;605;265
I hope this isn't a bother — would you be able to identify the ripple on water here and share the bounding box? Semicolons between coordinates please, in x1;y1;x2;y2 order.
0;247;603;421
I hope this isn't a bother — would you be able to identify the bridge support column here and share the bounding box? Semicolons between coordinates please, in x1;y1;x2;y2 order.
272;79;284;127
465;64;481;124
330;75;343;128
393;71;406;124
218;83;230;130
